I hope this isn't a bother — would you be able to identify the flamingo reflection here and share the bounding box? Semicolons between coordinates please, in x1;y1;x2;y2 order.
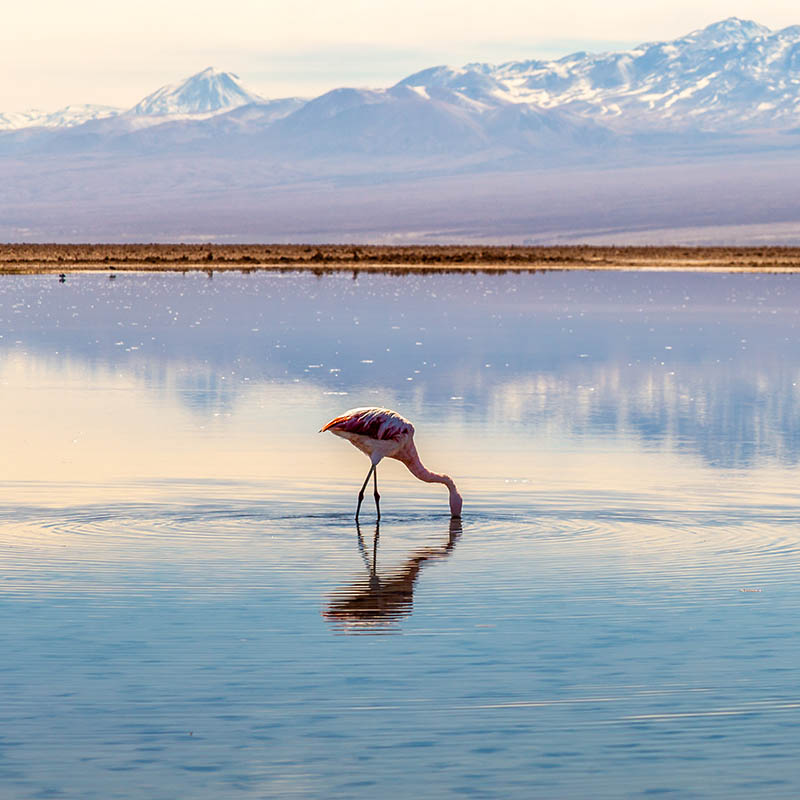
324;518;462;632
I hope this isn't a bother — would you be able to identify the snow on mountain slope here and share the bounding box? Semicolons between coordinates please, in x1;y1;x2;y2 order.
128;67;265;116
457;17;800;130
40;104;123;127
395;66;511;111
0;104;121;131
0;110;48;130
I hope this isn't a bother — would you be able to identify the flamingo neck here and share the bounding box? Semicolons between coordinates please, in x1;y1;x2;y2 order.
401;444;463;517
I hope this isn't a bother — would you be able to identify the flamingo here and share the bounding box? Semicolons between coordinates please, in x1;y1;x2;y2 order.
320;407;463;520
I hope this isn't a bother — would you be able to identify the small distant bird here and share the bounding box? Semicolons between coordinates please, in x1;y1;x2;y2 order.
321;407;462;520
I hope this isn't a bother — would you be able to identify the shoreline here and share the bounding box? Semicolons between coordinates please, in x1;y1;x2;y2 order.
4;244;800;273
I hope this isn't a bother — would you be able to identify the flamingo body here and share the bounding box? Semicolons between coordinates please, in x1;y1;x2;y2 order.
321;406;462;519
322;407;412;464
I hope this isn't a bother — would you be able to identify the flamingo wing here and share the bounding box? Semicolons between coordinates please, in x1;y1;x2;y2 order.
321;407;414;440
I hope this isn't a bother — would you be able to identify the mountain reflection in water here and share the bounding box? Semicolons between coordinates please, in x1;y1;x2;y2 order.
325;518;462;632
1;270;798;485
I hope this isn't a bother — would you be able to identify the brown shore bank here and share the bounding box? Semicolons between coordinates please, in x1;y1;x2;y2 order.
3;244;800;274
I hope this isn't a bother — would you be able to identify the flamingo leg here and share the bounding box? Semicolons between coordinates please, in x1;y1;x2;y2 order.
355;464;375;521
373;466;381;520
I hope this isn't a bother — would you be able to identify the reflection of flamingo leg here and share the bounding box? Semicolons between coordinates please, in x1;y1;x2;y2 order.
370;523;380;588
355;521;370;569
373;466;381;520
355;465;375;521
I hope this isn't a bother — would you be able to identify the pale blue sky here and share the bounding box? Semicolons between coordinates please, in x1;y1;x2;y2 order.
2;0;799;110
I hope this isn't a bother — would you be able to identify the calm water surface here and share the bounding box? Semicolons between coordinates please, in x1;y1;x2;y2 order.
2;270;800;798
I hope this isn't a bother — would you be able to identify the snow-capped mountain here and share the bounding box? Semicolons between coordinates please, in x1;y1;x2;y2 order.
128;67;265;116
0;103;121;131
254;15;800;156
458;17;800;130
4;18;800;141
0;68;267;132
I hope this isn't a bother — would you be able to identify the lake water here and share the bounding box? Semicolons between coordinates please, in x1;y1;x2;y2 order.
2;269;800;798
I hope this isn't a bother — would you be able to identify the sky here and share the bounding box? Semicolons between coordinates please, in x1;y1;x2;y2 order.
2;0;799;111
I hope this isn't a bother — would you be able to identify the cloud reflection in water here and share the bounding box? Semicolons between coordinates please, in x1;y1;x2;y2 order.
1;269;799;485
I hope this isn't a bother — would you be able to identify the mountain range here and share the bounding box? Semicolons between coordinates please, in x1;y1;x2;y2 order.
2;18;800;243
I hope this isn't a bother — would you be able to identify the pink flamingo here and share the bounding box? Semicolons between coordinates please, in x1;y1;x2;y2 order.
321;407;463;520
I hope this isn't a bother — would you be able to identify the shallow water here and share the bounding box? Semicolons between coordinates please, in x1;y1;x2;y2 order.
2;270;800;798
